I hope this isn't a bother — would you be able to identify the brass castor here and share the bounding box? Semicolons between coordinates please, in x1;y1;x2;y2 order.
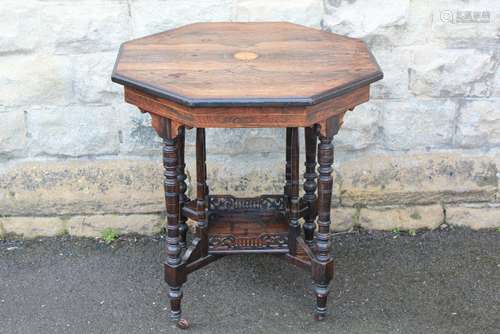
177;319;189;330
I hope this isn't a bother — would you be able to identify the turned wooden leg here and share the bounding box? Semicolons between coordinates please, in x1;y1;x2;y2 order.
313;128;335;321
303;126;318;245
196;128;209;256
177;127;188;248
161;121;188;327
284;128;292;202
287;128;300;255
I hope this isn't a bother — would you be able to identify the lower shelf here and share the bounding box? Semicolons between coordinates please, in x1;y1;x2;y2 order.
204;194;290;253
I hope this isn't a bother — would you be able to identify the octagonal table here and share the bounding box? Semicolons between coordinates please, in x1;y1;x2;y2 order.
112;22;383;328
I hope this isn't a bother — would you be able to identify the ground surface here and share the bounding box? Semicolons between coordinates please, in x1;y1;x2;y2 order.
0;228;499;334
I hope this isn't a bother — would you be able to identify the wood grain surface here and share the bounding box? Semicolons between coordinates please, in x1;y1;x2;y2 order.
112;22;382;107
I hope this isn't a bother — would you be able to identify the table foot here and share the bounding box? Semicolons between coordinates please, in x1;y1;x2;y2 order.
314;284;329;321
176;319;190;330
168;286;184;323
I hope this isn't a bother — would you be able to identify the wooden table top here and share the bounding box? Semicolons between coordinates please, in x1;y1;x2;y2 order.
112;22;382;108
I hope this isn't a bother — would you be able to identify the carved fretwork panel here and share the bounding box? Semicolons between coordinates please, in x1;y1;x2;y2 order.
209;195;286;211
208;233;288;251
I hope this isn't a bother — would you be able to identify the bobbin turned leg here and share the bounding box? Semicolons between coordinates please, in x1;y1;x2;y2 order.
284;128;292;204
164;135;184;323
157;118;188;329
177;127;188;248
286;128;300;255
303;126;318;245
195;128;209;256
312;116;341;321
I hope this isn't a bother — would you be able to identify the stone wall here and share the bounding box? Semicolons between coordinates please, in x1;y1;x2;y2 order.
0;0;499;238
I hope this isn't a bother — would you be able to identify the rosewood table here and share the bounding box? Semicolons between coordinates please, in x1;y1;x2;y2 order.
112;22;382;328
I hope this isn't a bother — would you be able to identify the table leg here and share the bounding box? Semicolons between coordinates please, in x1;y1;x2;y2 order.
313;129;335;320
284;128;292;202
196;128;209;256
286;128;300;255
177;127;188;248
162;127;186;323
303;126;318;245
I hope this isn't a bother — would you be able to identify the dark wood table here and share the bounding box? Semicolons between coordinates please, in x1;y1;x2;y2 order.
112;22;382;328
